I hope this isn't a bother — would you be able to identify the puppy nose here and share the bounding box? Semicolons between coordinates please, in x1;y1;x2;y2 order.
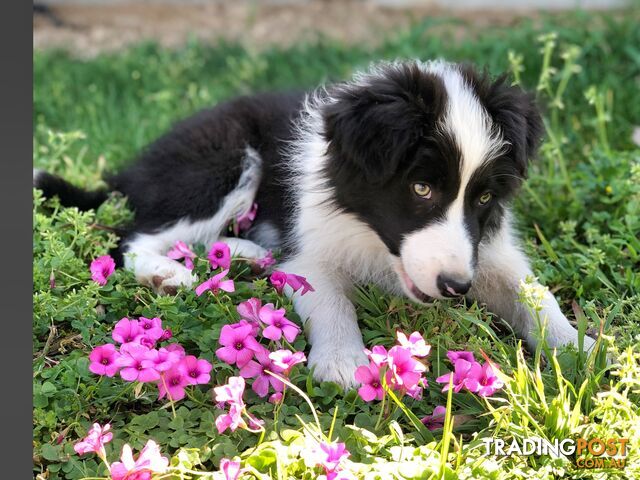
437;274;471;298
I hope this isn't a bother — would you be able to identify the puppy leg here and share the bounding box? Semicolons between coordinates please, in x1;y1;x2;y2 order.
124;148;265;295
126;235;269;296
280;260;368;388
470;221;596;353
124;231;197;296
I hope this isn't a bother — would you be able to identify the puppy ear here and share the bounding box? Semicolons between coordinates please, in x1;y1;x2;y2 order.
322;64;445;185
484;75;544;178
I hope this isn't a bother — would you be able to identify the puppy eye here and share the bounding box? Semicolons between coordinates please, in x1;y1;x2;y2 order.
412;183;432;199
479;192;492;205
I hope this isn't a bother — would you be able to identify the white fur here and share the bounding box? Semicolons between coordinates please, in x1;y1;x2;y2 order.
124;147;263;294
427;60;506;182
400;210;474;298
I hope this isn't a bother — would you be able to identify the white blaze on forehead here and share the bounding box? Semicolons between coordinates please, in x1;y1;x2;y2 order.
423;60;506;197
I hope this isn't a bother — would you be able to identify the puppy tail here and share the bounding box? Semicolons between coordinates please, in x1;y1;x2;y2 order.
33;169;109;211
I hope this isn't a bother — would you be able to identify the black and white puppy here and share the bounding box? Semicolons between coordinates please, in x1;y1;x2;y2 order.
35;60;595;387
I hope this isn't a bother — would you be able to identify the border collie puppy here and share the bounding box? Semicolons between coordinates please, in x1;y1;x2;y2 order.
35;60;595;387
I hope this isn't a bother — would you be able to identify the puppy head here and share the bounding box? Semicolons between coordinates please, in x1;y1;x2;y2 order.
322;61;543;301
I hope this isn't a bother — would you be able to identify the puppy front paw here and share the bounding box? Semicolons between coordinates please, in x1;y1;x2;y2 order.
308;342;368;389
137;258;196;296
544;318;602;360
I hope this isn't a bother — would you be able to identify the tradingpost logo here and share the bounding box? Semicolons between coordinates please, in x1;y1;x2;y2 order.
481;436;629;469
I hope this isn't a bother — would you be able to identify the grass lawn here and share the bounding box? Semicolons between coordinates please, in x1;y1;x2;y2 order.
33;11;640;480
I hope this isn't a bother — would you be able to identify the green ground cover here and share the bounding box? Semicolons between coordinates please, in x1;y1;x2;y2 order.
34;11;639;479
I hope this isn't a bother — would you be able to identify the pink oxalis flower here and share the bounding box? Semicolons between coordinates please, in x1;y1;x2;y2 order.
160;328;173;341
216;323;262;367
365;345;389;368
235;298;262;337
139;336;155;349
138;316;164;342
254;250;276;270
307;441;350;477
356;332;433;402
166;241;196;270
354;362;383;402
89;344;121;377
436;358;482;393
165;343;186;358
435;351;504;396
269;392;283;404
86;314;214;405
112;318;144;346
421;405;446;430
396;331;431;358
385;345;426;391
158;365;189;401
195;269;235;296
213;376;263;433
141;347;180;373
238;318;260;337
269;271;314;296
90;255;115;286
220;458;242;480
216;403;245;434
447;351;476;363
214;376;246;406
74;423;112;459
208;241;231;270
239;346;285;397
475;362;504;397
179;355;213;385
269;271;287;293
230;202;258;236
284;273;315;295
405;381;425;400
259;303;300;343
237;297;262;329
109;440;169;480
117;344;160;383
269;349;306;372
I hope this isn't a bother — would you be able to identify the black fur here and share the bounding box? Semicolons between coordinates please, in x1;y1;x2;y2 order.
323;63;450;186
35;171;108;210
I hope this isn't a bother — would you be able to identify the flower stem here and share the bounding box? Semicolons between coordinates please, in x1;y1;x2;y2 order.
265;370;323;438
160;373;177;419
328;404;339;441
374;391;387;431
212;292;233;317
185;388;207;407
97;449;111;472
